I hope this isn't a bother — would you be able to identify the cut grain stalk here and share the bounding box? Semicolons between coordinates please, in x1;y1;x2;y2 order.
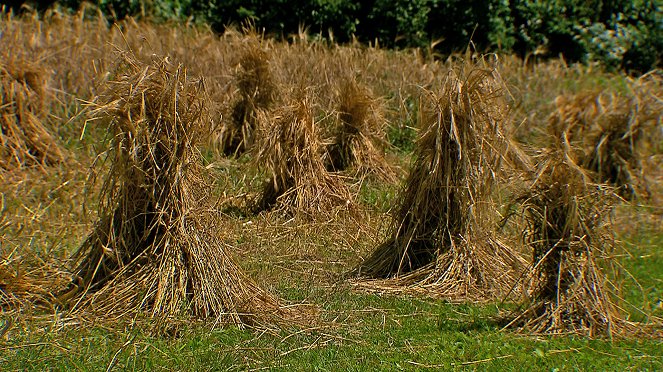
325;77;398;183
505;153;661;338
253;93;353;219
218;37;276;157
1;60;65;169
61;52;303;332
353;60;526;301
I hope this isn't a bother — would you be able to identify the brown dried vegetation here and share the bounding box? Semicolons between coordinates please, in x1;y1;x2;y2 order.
548;75;662;199
218;37;277;156
325;78;399;183
353;61;527;301
253;94;353;218
0;60;65;168
58;53;301;331
0;11;659;340
505;154;659;338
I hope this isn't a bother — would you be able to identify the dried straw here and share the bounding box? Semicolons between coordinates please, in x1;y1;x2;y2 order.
548;85;661;199
60;52;299;331
353;61;526;301
0;60;65;169
325;77;399;183
505;154;661;338
0;253;70;312
217;37;277;156
253;94;353;218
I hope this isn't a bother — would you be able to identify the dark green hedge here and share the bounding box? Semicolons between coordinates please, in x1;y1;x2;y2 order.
6;0;661;72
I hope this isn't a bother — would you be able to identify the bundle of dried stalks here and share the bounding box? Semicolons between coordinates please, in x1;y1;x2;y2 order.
218;38;277;156
353;63;526;301
582;95;642;199
325;78;399;183
547;93;591;154
548;88;658;199
505;155;660;337
60;53;298;331
253;95;353;218
0;60;65;169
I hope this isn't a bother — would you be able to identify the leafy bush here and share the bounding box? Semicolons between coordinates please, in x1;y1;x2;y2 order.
510;0;589;62
52;0;195;21
363;0;430;48
509;0;661;71
194;0;359;42
617;0;662;74
426;0;515;52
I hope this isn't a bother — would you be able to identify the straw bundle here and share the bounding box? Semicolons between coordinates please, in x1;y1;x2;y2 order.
60;53;292;330
548;92;600;149
505;155;659;337
218;39;277;156
0;61;65;169
354;64;526;300
253;95;353;218
582;96;641;199
325;78;398;183
548;88;659;199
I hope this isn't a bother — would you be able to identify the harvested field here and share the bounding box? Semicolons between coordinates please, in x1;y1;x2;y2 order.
1;10;661;370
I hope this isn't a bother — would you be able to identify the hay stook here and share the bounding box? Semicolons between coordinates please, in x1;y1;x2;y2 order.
324;78;398;183
1;60;65;169
505;155;660;338
217;38;277;157
548;90;657;200
61;53;296;331
253;94;353;218
353;63;526;301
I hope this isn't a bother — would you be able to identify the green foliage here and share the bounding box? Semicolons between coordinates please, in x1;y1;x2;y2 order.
364;0;431;48
511;0;589;62
487;0;517;50
310;0;360;39
194;0;359;42
151;0;194;21
509;0;661;71
618;0;662;73
426;0;515;52
54;0;196;21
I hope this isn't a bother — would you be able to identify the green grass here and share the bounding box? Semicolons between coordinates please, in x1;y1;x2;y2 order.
619;230;663;321
3;290;662;370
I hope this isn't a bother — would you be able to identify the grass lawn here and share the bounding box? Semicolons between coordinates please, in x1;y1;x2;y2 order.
3;289;662;370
